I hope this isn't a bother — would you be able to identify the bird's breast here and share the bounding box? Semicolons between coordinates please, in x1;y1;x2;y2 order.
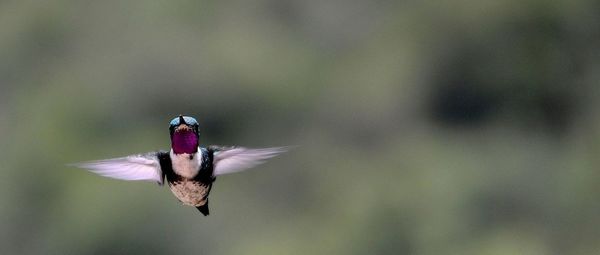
170;150;200;179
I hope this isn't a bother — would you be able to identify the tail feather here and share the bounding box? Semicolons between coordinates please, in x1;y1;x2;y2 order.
196;203;210;216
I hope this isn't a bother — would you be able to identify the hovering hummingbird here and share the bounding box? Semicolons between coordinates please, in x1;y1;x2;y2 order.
72;115;287;216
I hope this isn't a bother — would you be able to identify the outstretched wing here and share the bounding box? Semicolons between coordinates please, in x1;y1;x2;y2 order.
210;146;288;176
71;152;165;185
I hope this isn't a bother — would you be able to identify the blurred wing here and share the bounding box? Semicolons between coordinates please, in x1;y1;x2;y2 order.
211;146;288;176
71;152;164;185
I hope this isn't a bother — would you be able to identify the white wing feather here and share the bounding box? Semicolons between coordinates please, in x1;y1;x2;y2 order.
71;153;164;185
212;147;287;176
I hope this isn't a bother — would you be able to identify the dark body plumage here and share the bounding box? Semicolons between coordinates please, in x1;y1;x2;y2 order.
157;148;216;216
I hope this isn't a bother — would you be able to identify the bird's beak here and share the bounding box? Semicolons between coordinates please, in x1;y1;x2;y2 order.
179;115;186;125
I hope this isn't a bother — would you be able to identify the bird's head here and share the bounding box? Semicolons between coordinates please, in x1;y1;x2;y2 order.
169;115;199;154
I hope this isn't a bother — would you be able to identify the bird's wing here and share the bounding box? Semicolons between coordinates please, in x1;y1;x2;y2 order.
210;146;288;176
71;152;165;185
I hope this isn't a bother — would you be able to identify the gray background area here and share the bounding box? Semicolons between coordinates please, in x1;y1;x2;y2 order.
1;0;600;254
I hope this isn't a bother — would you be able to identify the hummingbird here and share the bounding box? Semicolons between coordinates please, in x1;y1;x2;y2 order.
72;115;287;216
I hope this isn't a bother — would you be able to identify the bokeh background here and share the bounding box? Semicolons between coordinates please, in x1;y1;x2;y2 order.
1;0;600;254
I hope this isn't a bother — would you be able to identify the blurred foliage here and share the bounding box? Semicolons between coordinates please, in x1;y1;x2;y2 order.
1;0;600;254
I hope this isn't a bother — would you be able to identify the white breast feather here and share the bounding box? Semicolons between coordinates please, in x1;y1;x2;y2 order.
170;149;200;179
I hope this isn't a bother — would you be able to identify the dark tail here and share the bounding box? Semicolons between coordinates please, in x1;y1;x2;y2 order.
196;203;210;216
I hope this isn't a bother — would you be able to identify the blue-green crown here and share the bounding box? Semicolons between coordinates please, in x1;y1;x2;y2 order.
169;116;199;127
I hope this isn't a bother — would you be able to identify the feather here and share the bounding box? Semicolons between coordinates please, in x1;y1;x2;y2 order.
71;152;164;185
211;146;288;176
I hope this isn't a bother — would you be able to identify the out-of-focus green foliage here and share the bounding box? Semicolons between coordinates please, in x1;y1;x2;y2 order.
1;0;599;254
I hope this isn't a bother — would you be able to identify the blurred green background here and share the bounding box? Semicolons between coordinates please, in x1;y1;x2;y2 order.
1;0;600;254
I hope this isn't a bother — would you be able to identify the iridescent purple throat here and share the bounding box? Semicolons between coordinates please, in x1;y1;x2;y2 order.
172;130;198;154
